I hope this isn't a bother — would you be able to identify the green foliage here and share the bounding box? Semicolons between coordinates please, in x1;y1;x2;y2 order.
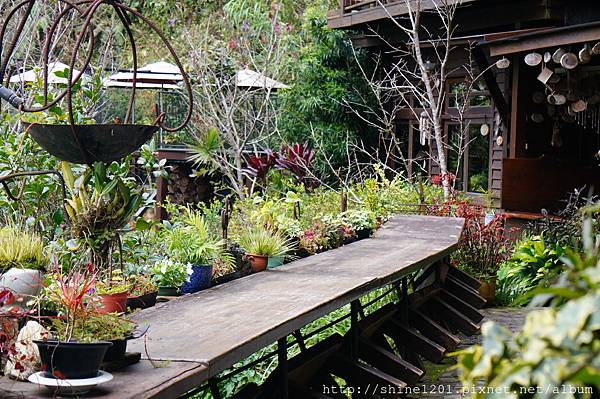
456;210;600;398
61;161;143;271
150;259;191;288
163;208;234;266
237;227;295;257
340;209;375;232
50;313;135;343
497;235;567;306
278;6;379;177
21;67;103;125
0;225;47;272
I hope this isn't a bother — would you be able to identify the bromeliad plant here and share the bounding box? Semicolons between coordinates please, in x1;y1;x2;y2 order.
61;161;142;274
276;143;317;188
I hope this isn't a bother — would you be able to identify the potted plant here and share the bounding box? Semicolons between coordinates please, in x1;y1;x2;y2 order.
0;225;48;307
164;211;233;293
238;228;295;273
341;209;376;240
95;270;131;314
150;259;192;296
126;274;158;310
34;266;114;380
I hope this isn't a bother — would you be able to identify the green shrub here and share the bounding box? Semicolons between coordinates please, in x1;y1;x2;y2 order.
496;235;567;306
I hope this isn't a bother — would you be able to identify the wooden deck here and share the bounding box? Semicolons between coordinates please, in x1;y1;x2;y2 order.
0;215;464;399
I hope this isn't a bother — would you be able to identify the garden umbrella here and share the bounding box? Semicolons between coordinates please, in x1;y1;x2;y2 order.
8;61;85;84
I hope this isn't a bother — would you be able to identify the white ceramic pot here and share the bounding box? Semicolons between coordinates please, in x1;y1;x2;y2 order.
0;268;43;306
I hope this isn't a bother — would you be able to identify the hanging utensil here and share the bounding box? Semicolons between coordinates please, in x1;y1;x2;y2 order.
544;52;552;63
495;57;510;69
548;74;561;84
560;52;579;70
571;99;588;113
553;48;567;63
532;91;545;104
592;42;600;55
579;45;592;64
480;124;490;136
538;67;554;84
525;52;543;66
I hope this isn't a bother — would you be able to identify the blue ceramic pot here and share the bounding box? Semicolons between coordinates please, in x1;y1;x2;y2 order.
180;264;213;294
267;256;285;269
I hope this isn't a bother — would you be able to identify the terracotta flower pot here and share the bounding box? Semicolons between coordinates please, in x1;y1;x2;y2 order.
97;291;129;314
478;277;496;306
248;254;268;273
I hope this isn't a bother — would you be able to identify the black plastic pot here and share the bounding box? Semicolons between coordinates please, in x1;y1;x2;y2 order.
103;339;128;363
24;123;158;164
126;291;158;310
34;340;112;379
356;228;372;240
214;270;242;286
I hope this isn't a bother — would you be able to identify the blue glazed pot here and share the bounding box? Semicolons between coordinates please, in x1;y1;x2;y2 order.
267;256;285;269
180;264;213;294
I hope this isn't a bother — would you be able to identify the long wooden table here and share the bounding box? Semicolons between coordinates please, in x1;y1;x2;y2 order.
0;215;464;398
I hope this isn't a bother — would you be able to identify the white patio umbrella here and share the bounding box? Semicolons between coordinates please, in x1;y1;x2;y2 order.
235;68;288;90
8;61;85;84
102;61;183;124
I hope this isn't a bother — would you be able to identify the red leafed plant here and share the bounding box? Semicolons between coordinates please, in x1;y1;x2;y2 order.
244;150;277;180
451;203;512;280
0;290;32;372
276;143;317;187
45;265;99;341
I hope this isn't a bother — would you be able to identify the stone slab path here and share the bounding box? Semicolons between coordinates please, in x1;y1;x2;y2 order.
409;307;533;398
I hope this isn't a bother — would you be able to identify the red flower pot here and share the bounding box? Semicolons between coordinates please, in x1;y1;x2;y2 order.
97;291;129;314
247;254;268;273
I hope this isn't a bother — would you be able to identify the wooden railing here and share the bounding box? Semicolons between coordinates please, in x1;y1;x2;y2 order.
339;0;394;14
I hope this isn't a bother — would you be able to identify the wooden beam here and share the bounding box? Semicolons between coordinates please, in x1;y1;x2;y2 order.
489;25;600;57
447;267;482;290
444;275;487;309
408;309;461;351
440;290;485;324
327;353;407;390
358;336;424;385
423;298;480;335
385;320;446;363
473;46;509;128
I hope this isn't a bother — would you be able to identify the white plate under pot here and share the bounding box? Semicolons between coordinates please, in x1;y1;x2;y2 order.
28;370;113;396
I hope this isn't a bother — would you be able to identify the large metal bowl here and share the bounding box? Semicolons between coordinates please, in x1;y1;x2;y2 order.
23;122;159;164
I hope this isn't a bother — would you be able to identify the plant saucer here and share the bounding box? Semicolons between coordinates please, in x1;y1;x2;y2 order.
28;370;113;396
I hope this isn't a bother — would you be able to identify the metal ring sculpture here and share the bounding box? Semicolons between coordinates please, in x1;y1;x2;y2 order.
0;0;194;165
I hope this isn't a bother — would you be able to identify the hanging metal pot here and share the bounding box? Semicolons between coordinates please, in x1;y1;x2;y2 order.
525;52;542;66
592;42;600;55
531;113;545;123
579;45;592;64
544;52;553;63
552;48;567;63
560;52;579;70
495;57;510;69
571;99;588;113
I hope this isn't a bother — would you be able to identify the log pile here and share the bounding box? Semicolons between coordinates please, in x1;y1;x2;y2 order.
166;163;213;205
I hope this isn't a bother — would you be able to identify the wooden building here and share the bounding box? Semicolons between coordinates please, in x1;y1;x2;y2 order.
329;0;600;216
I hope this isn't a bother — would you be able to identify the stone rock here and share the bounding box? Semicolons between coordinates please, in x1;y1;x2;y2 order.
4;321;48;381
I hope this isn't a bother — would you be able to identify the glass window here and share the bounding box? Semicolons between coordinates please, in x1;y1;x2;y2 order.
468;127;490;193
448;80;492;108
446;123;490;193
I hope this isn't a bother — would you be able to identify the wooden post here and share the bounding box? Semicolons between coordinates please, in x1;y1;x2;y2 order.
350;300;360;360
278;337;288;399
155;174;166;221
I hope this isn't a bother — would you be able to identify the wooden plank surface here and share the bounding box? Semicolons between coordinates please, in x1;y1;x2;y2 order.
0;215;463;399
129;216;463;377
0;360;207;399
